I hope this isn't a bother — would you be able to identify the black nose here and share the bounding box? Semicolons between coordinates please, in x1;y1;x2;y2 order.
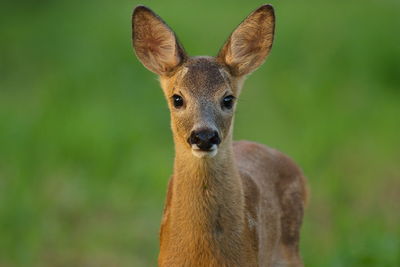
188;129;221;151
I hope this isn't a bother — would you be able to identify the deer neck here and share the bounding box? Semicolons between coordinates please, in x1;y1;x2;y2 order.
167;136;246;256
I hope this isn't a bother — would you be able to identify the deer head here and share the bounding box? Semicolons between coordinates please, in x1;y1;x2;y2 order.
132;5;275;158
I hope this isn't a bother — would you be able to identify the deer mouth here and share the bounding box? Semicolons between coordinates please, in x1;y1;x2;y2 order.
191;144;218;158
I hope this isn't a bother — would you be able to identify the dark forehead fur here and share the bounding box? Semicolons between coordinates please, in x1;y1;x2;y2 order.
180;57;228;95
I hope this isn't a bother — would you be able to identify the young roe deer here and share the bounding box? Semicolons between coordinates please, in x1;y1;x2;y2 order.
132;4;308;267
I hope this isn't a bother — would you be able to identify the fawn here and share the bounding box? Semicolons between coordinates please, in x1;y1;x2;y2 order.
132;4;308;267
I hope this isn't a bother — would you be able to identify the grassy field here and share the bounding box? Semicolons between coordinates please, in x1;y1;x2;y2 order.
1;0;399;266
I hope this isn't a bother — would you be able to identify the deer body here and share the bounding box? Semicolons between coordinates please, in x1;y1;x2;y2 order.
132;5;307;267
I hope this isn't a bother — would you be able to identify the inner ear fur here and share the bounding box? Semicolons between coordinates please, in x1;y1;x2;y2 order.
132;6;187;76
217;5;275;77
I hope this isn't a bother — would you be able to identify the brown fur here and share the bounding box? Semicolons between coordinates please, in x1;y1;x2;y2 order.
132;6;186;76
218;5;275;76
132;5;308;267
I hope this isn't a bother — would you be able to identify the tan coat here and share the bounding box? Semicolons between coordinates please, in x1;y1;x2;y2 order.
132;4;308;267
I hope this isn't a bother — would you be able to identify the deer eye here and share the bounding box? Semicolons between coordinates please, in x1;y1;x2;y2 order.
172;94;184;108
222;95;235;109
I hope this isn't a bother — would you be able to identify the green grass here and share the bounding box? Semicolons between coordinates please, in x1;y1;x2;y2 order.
1;0;399;266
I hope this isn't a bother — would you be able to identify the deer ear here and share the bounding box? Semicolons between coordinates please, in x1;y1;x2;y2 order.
132;6;187;76
217;5;275;77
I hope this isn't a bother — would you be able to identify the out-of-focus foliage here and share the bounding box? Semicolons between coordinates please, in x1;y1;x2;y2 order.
0;0;399;266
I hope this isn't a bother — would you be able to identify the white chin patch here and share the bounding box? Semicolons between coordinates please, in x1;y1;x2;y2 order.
191;144;218;158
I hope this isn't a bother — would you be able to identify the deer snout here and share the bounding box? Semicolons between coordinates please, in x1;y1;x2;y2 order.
188;129;221;151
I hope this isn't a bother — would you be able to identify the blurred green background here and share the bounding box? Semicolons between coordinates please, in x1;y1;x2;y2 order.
1;0;399;266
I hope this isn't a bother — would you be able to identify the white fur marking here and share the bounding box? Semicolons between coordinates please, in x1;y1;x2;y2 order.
191;144;218;158
247;214;257;230
179;67;189;80
219;68;230;85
